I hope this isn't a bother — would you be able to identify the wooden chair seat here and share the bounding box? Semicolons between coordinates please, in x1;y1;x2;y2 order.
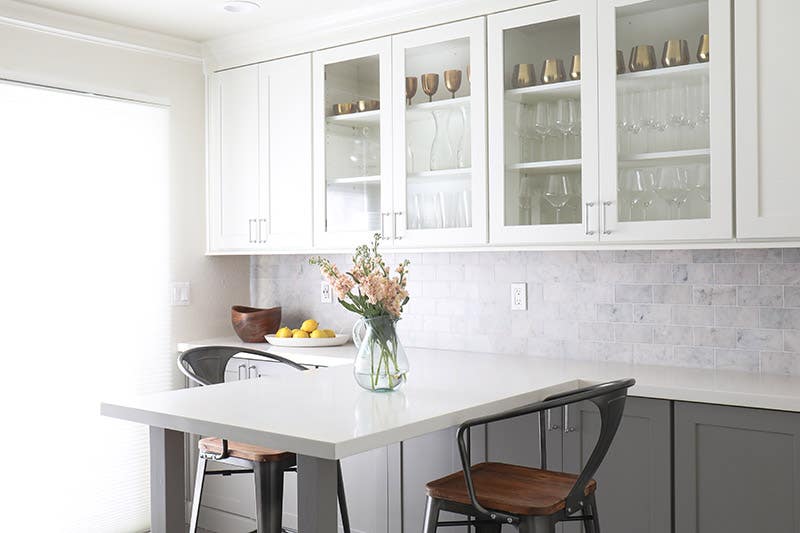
199;437;295;463
425;462;597;516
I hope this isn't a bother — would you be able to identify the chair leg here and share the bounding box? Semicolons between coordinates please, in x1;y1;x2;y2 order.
422;496;442;533
586;494;600;533
336;460;352;533
189;456;207;533
253;462;284;533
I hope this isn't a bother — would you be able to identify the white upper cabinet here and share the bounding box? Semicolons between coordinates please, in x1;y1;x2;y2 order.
313;38;393;249
597;0;732;242
207;55;313;253
489;0;600;245
391;18;488;247
207;65;261;252
735;0;800;240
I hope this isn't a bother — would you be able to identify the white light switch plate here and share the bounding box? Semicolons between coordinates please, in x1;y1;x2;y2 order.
321;281;333;304
510;282;527;311
170;282;191;306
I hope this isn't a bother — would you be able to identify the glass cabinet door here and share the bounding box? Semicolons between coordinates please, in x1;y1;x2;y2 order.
598;0;732;241
391;18;487;246
489;0;599;244
313;38;393;248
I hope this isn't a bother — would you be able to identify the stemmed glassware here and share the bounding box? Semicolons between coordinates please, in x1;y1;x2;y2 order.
624;168;656;221
554;99;579;159
543;174;574;224
655;166;689;219
533;101;552;161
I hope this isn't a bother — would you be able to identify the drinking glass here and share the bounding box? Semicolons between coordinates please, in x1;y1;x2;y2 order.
688;162;711;204
655;166;690;219
544;174;572;224
554;99;577;159
534;101;552;161
627;168;656;220
518;175;535;225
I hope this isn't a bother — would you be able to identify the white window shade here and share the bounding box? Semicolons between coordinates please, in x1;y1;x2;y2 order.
0;80;176;532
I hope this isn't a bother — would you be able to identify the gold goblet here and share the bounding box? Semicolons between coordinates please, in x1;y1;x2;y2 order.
662;39;690;67
405;76;418;106
629;45;657;72
569;54;581;80
511;63;536;89
540;58;566;84
444;69;462;98
421;73;439;102
332;102;355;115
616;50;626;75
697;34;709;62
356;99;380;112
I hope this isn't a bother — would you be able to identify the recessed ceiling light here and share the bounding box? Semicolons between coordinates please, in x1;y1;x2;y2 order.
223;0;261;13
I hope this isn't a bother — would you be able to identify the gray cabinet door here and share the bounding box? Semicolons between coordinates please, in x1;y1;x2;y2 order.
562;397;671;533
674;401;800;533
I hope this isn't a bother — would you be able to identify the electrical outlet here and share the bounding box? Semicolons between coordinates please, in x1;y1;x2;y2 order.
170;282;191;306
510;282;527;311
321;281;333;304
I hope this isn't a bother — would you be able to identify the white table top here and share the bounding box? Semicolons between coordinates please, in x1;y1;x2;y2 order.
102;342;800;460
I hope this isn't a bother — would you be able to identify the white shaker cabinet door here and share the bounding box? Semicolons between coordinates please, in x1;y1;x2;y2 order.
207;65;262;252
259;54;313;249
735;0;800;240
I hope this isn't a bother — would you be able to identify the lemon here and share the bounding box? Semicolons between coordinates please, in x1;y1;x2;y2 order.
291;328;302;336
310;330;325;338
322;329;336;338
301;319;319;333
293;330;310;339
275;327;292;338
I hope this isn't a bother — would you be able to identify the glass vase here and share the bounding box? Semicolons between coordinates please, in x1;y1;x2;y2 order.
352;315;409;392
429;109;455;171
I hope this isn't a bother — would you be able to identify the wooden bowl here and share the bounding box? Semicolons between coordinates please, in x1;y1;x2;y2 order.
231;305;282;343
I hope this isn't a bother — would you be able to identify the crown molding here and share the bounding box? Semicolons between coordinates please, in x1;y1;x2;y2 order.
0;0;202;63
203;0;549;72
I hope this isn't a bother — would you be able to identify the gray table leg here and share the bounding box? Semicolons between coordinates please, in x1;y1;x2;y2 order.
297;455;339;533
149;427;185;533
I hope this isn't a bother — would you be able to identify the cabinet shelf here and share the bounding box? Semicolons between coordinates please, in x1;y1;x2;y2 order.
327;175;381;185
505;80;581;104
326;109;381;127
618;62;709;90
508;159;582;174
406;96;470;121
407;168;471;180
619;148;710;166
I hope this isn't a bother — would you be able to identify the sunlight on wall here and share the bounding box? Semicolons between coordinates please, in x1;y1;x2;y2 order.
0;80;174;531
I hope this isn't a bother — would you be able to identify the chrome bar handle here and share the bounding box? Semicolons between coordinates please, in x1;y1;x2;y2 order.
546;409;560;431
237;363;246;380
380;212;391;240
602;201;613;235
248;219;256;243
393;211;403;240
584;202;596;235
259;219;267;243
248;365;258;379
564;405;575;433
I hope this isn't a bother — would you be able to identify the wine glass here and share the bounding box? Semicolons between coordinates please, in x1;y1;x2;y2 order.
518;175;535;225
533;101;552;161
626;168;657;220
405;76;418;106
421;73;439;102
688;162;711;204
554;99;576;159
444;69;462;98
655;166;690;219
544;174;572;224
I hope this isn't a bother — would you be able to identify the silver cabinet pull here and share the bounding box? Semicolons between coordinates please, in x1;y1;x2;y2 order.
546;409;560;431
393;211;403;240
248;219;256;243
248;365;258;379
237;363;246;380
601;201;613;235
259;219;267;243
564;405;575;433
584;202;596;235
380;212;391;240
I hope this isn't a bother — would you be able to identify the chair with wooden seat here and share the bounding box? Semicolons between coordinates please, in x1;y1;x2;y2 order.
422;379;635;533
178;346;351;533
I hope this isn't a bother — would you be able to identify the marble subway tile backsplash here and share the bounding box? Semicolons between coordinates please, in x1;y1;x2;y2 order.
251;249;800;376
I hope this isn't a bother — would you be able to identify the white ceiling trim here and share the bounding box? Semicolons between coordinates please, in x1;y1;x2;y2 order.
203;0;549;72
0;0;202;62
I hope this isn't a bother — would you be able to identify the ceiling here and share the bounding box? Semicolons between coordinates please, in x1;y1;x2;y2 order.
15;0;399;42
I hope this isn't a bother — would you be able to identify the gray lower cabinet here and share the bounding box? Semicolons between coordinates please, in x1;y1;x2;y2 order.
562;397;671;533
674;401;800;533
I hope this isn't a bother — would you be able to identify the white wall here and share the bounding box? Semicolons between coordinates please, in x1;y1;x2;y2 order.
0;21;250;360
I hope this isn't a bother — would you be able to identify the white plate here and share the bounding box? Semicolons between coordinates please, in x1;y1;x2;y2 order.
264;334;350;348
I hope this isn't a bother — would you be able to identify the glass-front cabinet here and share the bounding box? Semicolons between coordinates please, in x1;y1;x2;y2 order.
313;38;393;248
489;0;599;244
597;0;732;241
391;18;487;246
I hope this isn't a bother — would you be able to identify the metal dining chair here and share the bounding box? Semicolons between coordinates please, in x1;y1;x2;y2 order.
178;345;351;533
422;378;636;533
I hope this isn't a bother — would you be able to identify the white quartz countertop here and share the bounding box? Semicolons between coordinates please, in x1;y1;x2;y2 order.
101;341;800;460
177;336;356;368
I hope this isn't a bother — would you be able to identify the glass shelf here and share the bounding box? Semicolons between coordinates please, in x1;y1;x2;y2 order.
505;80;581;104
508;159;582;173
327;175;381;185
406;96;470;122
407;168;471;180
619;148;710;166
618;62;708;88
326;109;381;127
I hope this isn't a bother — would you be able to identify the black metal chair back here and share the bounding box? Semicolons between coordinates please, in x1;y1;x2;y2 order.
455;378;636;525
178;345;307;386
